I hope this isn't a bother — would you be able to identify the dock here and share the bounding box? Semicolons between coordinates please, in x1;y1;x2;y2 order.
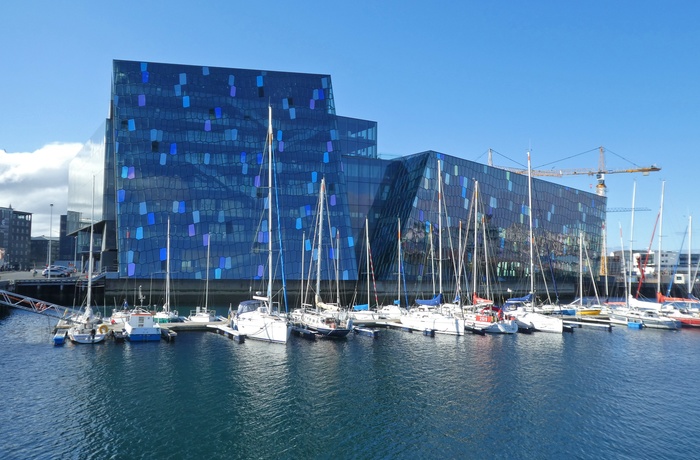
208;324;245;342
563;316;614;332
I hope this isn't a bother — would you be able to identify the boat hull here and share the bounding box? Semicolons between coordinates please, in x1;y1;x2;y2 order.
68;329;106;344
610;311;681;330
507;310;563;334
400;313;464;336
125;330;162;342
465;319;519;334
235;315;291;343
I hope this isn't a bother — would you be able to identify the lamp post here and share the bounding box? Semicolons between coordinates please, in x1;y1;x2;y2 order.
48;203;53;279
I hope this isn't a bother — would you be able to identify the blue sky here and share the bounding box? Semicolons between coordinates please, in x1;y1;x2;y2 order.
1;0;698;253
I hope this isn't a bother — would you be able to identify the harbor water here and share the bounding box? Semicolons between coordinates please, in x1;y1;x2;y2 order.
1;309;698;459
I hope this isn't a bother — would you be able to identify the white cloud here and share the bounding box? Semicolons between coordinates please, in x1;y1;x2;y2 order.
0;143;82;237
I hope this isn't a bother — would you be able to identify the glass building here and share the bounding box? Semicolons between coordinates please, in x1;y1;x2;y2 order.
67;59;605;302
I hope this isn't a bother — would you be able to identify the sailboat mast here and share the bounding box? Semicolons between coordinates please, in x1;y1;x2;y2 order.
473;181;479;302
205;234;210;310
689;216;693;295
657;181;665;295
267;105;273;301
301;231;305;307
315;178;325;309
437;159;443;296
397;217;401;307
165;217;171;313
579;231;583;303
483;205;490;300
527;152;535;298
629;181;637;299
87;176;95;310
366;217;370;306
603;222;609;299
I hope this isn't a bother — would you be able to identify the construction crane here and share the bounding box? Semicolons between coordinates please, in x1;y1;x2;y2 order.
489;146;661;197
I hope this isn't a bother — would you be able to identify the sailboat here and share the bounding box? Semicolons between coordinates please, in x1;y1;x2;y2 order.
186;232;218;323
463;181;518;334
564;231;603;316
400;159;465;335
68;178;107;344
504;152;564;334
377;217;408;322
232;106;292;343
154;218;181;323
349;218;382;327
290;177;353;338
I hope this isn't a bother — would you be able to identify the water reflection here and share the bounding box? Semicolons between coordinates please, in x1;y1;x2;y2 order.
2;312;700;459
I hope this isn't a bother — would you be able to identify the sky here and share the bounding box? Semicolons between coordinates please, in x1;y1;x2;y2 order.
1;0;698;253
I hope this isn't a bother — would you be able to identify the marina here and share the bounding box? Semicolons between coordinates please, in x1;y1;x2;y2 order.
2;306;699;459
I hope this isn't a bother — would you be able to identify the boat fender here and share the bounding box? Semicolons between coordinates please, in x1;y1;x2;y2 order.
98;324;110;334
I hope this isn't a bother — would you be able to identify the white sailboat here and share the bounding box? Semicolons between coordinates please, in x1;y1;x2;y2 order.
564;231;604;316
505;152;564;333
377;217;407;322
349;218;382;327
187;233;218;323
400;159;465;335
154;218;181;323
290;177;353;338
463;181;518;334
68;178;107;344
233;106;292;343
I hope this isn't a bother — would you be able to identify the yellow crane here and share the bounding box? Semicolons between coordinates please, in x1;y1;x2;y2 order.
489;146;661;197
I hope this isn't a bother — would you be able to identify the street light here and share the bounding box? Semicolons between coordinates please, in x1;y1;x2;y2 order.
48;203;53;279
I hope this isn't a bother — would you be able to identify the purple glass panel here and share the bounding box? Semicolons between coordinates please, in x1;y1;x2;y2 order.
327;141;333;152
188;224;195;236
128;263;135;276
128;167;135;179
310;99;315;109
204;120;211;131
230;86;236;97
278;141;284;152
138;94;146;106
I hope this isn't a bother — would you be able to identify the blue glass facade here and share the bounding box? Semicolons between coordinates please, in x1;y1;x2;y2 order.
107;60;362;283
344;152;605;298
68;60;605;297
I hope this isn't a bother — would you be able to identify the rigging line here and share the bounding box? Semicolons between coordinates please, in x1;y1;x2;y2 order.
535;147;599;169
635;210;660;298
